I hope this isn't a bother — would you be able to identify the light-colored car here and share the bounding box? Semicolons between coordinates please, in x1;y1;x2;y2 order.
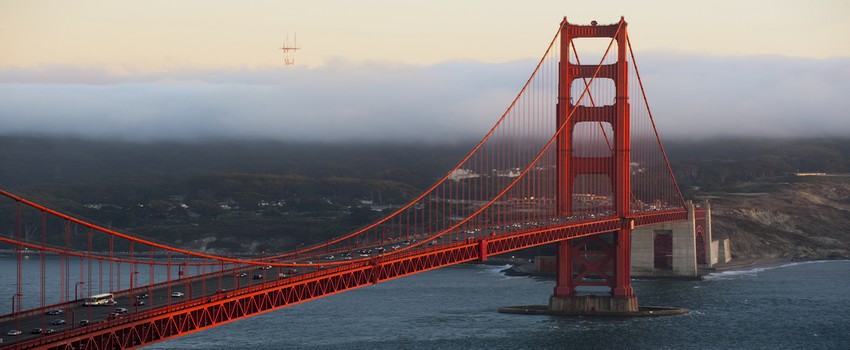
171;291;184;298
51;319;65;325
7;329;22;336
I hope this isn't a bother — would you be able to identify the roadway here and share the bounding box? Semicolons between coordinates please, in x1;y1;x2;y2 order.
0;263;307;346
0;218;569;346
0;212;680;347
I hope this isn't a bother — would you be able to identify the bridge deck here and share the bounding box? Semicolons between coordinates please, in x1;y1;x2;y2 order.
3;210;686;349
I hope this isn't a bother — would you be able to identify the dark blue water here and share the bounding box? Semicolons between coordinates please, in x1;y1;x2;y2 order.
137;260;848;349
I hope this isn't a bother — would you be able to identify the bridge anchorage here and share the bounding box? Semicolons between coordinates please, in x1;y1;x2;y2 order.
0;16;707;349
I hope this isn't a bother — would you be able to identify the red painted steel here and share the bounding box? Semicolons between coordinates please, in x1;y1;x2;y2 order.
552;17;636;298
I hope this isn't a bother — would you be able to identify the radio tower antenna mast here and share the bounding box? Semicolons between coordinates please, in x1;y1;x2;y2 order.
281;33;300;66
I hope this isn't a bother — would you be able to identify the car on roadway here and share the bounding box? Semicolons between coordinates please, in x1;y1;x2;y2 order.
323;255;335;260
237;272;248;277
171;291;184;298
30;328;43;334
136;293;149;299
7;329;22;336
133;300;146;306
114;307;128;314
79;320;90;326
46;309;63;316
107;312;121;320
260;265;272;270
51;319;66;325
253;274;264;279
42;329;56;335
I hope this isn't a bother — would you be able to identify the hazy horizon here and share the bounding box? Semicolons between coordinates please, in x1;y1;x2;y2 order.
1;53;848;143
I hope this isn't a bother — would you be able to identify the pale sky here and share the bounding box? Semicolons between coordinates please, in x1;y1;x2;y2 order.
2;0;847;70
0;0;848;142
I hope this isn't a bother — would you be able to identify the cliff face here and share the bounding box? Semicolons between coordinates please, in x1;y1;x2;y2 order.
708;176;850;260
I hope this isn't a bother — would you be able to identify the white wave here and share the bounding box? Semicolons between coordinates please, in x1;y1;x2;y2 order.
473;263;527;280
703;260;826;281
476;264;512;274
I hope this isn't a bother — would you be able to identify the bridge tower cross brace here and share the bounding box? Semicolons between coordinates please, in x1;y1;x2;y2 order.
553;17;635;302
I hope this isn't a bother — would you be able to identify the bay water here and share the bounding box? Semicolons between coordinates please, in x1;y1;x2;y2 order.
141;260;850;350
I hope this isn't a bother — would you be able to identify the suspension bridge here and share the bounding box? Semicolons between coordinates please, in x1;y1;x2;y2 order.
0;17;706;349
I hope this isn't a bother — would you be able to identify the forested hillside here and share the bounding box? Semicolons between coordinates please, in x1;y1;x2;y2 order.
2;136;849;258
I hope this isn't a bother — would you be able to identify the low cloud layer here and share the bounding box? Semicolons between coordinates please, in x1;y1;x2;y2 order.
1;54;848;143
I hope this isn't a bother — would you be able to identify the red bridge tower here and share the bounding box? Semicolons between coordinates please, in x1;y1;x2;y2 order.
552;17;637;313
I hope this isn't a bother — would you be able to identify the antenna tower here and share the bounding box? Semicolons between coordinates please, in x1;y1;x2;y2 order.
281;33;300;66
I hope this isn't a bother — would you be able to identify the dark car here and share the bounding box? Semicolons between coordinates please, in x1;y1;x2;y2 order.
79;319;90;326
51;319;65;326
253;274;264;280
30;328;43;334
136;293;149;299
133;300;146;306
42;329;56;335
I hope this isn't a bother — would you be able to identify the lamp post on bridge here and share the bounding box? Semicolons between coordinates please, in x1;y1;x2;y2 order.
10;293;20;314
130;270;140;312
74;281;86;301
129;270;140;291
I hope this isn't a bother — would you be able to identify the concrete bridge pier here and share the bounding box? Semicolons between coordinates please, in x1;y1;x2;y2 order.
631;200;727;277
548;294;639;314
